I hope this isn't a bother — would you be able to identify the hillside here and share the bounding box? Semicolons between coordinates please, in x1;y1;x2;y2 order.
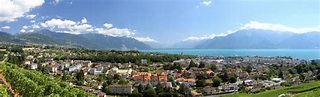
2;30;152;50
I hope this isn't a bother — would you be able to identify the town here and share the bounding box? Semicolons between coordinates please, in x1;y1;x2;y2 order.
1;45;320;97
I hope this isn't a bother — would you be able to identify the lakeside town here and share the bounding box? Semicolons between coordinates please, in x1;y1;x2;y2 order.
1;45;320;97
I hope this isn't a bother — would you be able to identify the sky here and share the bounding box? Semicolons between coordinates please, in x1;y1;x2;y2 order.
0;0;319;47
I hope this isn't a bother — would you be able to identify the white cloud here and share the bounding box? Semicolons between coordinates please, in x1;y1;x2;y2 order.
1;26;10;29
31;24;40;29
40;18;95;34
240;21;320;34
0;0;45;22
28;29;34;32
201;1;212;6
20;29;26;33
183;33;229;41
81;18;87;23
25;14;36;19
95;28;135;37
22;26;28;29
103;23;113;29
41;18;76;29
30;20;36;23
40;18;138;37
134;37;158;42
51;0;62;5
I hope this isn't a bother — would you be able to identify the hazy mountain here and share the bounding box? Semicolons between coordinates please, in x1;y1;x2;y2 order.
80;33;151;50
4;29;151;50
173;40;205;48
195;29;320;49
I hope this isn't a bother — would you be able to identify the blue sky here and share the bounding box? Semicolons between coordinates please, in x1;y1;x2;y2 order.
0;0;319;46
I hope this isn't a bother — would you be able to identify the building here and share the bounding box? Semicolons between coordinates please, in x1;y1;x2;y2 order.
311;59;320;64
28;63;38;70
49;65;58;73
109;84;133;94
89;67;103;75
141;59;147;64
203;86;216;94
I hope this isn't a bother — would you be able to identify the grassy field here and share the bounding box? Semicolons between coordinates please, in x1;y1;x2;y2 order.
223;81;320;97
293;88;320;97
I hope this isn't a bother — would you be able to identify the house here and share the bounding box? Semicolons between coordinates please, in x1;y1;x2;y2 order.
89;67;103;75
191;90;202;97
132;72;151;82
141;59;147;64
109;84;133;94
28;63;38;70
49;65;59;73
203;86;216;94
68;64;82;72
175;78;196;86
220;83;238;92
24;61;31;65
271;78;282;83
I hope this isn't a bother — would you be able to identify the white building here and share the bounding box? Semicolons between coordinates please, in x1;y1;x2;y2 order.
28;63;38;70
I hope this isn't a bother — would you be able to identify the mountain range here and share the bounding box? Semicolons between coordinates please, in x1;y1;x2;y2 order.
1;29;319;49
194;29;320;49
0;29;151;50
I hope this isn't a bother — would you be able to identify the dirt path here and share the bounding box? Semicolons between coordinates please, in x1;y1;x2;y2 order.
0;70;19;97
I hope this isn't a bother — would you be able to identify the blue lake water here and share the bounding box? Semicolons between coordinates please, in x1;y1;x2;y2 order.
140;49;320;60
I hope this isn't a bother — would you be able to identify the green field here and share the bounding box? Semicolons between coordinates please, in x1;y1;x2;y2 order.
223;81;320;97
294;88;320;97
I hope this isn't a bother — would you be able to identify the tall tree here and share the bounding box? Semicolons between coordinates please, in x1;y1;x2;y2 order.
76;70;85;85
212;76;222;87
198;61;206;68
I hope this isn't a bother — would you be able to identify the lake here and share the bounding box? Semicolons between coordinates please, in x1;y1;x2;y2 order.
140;49;320;60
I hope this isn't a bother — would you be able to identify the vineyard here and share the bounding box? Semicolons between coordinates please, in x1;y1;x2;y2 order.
0;63;96;97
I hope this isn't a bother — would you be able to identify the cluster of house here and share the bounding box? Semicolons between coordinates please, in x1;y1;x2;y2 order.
19;47;318;97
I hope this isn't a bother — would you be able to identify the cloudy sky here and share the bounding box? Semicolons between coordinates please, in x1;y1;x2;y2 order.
0;0;319;46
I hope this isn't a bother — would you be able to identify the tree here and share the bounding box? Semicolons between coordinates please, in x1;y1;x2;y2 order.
295;64;304;74
113;74;121;80
137;84;145;93
212;76;222;87
229;76;237;83
178;84;191;95
246;66;252;73
118;79;127;84
196;74;208;80
76;70;85;85
195;80;206;87
155;83;165;94
187;60;197;70
317;74;320;80
219;70;229;82
210;64;218;72
198;61;206;68
278;71;284;78
103;86;112;94
143;88;157;97
130;89;143;97
173;62;182;70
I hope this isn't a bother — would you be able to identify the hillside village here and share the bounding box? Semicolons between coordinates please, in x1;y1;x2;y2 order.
1;45;320;97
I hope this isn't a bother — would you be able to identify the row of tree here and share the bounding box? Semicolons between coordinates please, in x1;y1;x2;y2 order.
2;63;93;97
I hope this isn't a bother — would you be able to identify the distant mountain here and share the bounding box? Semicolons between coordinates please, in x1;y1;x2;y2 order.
195;29;320;49
173;40;205;48
4;29;151;50
0;31;22;43
80;33;151;50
